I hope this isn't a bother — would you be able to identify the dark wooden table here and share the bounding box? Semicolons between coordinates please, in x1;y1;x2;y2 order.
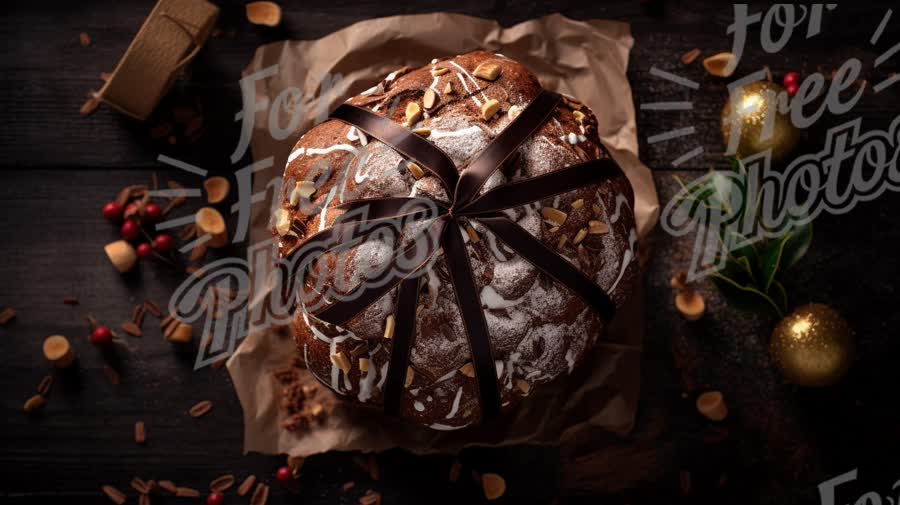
2;2;899;504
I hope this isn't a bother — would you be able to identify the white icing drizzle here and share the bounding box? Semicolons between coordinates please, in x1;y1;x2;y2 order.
452;72;481;106
317;186;337;232
480;285;525;309
358;356;378;403
445;387;463;419
435;369;457;383
376;361;389;389
384;69;402;82
565;349;575;374
495;360;504;378
449;61;489;103
306;144;358;156
288;147;305;163
429;423;470;431
429;75;440;92
610;228;638;292
609;193;631;224
360;85;379;96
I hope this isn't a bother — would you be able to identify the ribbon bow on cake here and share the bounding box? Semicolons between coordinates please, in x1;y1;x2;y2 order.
288;89;625;422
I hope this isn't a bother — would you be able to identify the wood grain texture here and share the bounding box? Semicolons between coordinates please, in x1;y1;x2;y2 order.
1;1;899;504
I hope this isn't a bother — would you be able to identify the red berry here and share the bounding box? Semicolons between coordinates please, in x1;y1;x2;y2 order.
120;220;141;241
785;82;799;97
102;201;123;222
152;233;174;252
136;242;153;259
783;71;800;87
206;493;224;505
275;466;293;483
90;326;113;346
143;203;162;222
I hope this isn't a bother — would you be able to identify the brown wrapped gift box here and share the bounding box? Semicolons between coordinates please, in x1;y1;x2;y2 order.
227;12;659;457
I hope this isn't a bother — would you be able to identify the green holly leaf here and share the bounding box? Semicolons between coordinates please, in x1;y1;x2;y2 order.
758;233;791;294
780;215;813;271
710;271;785;317
769;279;789;315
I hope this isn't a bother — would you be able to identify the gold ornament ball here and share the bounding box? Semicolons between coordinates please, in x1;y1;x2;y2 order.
770;304;854;387
721;81;799;163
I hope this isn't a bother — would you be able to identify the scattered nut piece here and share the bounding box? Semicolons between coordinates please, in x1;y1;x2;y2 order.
696;391;728;421
79;32;91;47
203;176;230;204
572;228;588;245
121;321;142;337
359;358;371;373
101;485;127;505
515;379;531;395
135;421;146;444
507;104;522;120
383;315;395;340
210;474;236;493
290;180;316;206
342;481;356;492
670;271;688;290
0;307;16;325
80;94;100;117
103;365;121;385
43;335;75;368
466;224;480;243
359;491;382;505
63;296;79;305
459;362;475;377
404;367;414;387
592;203;603;216
473;62;501;81
176;487;200;497
23;394;45;413
675;289;706;320
167;323;193;344
250;482;270;505
104;240;137;273
331;351;351;373
37;375;53;396
406;162;425;179
443;82;453;94
541;207;568;226
588;220;609;235
274;208;291;236
423;88;438;110
573;110;586;123
703;52;737;78
431;67;449;77
245;1;281;26
571;199;584;209
237;475;257;496
557;235;568;250
157;480;178;494
404;101;422;127
189;400;213;418
130;477;151;494
482;473;507;500
448;460;462;482
196;207;228;248
681;48;701;65
481;99;501;121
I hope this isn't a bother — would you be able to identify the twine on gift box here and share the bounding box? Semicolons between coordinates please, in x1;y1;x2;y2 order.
95;0;218;120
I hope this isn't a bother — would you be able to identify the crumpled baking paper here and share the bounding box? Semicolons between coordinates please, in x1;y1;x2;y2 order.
227;12;659;458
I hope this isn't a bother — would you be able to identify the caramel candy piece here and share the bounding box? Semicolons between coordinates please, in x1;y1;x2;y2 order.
43;335;75;368
104;240;137;273
696;391;728;421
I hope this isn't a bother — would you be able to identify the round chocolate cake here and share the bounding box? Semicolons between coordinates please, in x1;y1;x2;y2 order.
273;51;638;430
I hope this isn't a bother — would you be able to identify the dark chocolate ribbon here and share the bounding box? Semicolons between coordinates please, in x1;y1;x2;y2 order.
294;89;622;421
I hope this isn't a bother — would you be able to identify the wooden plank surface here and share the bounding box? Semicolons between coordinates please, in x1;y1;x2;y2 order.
2;2;899;504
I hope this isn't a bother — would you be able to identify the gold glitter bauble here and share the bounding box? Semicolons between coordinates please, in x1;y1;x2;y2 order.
770;304;854;387
721;81;799;162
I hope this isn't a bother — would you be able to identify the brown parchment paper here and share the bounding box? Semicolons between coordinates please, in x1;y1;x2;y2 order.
227;12;659;457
